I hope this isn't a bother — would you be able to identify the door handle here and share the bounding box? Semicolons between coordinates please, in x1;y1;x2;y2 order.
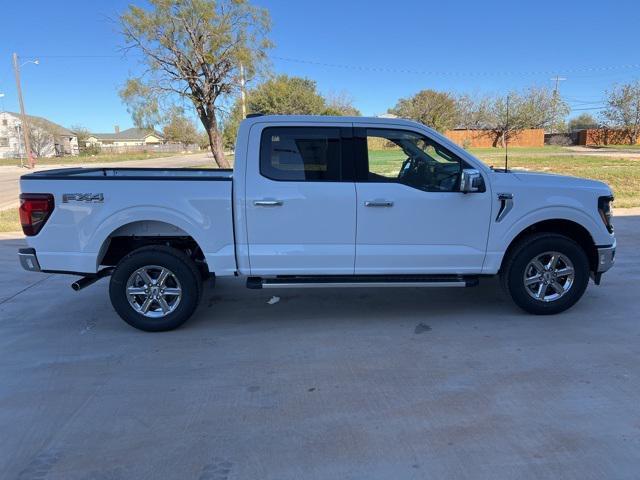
365;200;394;207
254;200;283;207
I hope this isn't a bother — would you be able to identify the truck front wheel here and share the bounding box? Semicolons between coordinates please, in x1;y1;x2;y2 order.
109;245;202;331
501;233;590;315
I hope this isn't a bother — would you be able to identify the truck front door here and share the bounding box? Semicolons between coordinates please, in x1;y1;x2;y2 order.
353;125;492;274
245;124;356;275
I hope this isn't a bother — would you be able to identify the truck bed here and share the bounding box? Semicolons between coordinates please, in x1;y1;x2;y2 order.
20;167;237;275
22;167;233;181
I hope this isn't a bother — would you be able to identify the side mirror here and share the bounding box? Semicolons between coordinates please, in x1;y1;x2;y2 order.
460;169;484;193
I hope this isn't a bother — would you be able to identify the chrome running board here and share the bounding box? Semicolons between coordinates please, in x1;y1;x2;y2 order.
247;275;478;290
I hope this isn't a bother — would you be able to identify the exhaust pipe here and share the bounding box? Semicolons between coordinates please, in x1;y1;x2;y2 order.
71;267;114;291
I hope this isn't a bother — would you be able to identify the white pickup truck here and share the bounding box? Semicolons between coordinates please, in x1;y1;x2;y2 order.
18;115;616;331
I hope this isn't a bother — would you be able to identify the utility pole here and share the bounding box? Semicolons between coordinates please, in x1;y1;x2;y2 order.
239;62;247;119
551;75;567;134
13;53;34;168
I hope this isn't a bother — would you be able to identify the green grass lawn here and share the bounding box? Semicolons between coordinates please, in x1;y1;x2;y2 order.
369;149;640;208
0;151;199;167
0;208;20;233
467;145;569;156
500;156;639;208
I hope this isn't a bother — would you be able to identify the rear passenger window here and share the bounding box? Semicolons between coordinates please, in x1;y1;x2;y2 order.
260;127;342;181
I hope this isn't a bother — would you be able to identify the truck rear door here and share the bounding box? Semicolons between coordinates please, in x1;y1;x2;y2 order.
244;123;356;275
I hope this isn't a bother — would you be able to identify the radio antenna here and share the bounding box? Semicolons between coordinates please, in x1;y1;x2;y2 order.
504;94;509;172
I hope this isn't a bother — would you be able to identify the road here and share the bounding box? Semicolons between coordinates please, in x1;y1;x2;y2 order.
1;216;638;479
0;152;214;210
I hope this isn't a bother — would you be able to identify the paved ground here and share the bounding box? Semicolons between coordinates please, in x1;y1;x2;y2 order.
566;145;640;156
0;153;213;210
1;217;639;480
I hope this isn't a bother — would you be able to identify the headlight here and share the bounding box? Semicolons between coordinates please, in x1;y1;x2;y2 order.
598;195;614;233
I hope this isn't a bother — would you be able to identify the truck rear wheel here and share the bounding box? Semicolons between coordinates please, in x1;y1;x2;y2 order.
501;233;590;315
109;245;202;331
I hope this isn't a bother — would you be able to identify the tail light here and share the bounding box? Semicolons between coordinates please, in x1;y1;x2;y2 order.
19;193;54;236
598;195;614;233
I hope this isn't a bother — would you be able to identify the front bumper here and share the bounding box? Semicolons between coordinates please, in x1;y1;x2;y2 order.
18;248;41;272
596;241;616;273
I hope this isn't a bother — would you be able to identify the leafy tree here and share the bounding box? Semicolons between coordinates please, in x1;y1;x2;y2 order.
568;113;598;131
222;75;357;148
162;107;200;147
389;89;459;132
119;0;272;168
248;75;327;115
486;87;568;147
601;80;640;144
119;81;162;130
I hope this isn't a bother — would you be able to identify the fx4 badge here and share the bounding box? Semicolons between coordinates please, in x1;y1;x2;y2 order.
62;193;104;203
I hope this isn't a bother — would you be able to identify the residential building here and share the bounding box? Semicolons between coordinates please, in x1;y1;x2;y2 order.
86;127;164;147
0;111;78;158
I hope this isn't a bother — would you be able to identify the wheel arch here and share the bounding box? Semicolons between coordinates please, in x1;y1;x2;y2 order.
95;218;211;276
499;218;598;273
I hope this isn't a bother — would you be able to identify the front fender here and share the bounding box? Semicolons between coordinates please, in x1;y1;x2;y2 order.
483;205;608;274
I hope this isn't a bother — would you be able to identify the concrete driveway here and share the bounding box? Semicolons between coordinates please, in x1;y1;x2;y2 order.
1;217;639;479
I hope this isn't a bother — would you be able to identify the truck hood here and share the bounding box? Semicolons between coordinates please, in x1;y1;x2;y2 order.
512;170;612;195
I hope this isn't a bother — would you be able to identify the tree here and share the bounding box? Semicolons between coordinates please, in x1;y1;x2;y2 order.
486;87;568;147
324;91;361;116
389;89;458;132
119;0;272;168
27;118;57;157
601;80;640;144
456;94;492;130
568;113;598;131
119;81;162;130
163;107;200;147
71;124;91;147
222;75;357;149
248;75;327;115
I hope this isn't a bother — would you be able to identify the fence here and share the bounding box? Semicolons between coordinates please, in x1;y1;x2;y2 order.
577;129;639;146
84;143;201;155
444;129;544;148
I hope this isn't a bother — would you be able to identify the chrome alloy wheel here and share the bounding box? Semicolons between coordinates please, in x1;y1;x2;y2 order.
126;265;182;318
523;251;575;302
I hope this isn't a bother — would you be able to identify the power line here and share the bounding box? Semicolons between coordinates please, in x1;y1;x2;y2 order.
17;53;640;78
566;98;606;104
571;106;606;111
272;55;640;78
22;54;125;58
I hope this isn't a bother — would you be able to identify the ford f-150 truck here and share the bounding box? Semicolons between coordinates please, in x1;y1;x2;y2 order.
18;115;616;331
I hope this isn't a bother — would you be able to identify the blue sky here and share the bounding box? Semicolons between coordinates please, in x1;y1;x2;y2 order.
1;0;638;132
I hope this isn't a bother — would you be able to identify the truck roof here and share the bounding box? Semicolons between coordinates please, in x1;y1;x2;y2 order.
239;114;425;129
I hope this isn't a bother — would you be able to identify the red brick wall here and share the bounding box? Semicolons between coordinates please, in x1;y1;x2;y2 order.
578;129;639;146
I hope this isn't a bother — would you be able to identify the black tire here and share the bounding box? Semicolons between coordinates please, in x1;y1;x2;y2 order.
500;233;590;315
109;245;203;331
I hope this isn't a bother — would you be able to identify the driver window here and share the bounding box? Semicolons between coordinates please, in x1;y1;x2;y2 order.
365;128;463;192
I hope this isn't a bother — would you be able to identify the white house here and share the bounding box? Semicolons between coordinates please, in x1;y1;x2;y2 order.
86;127;164;147
0;111;78;158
